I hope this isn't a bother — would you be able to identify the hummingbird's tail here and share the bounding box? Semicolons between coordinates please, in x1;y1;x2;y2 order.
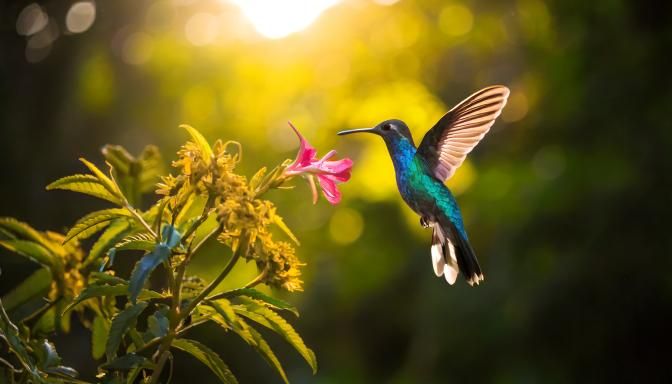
431;221;484;286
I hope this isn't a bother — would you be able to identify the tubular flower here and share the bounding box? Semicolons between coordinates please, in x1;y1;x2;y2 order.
283;122;353;204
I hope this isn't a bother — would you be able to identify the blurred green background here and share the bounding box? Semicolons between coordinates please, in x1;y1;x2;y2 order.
2;0;671;382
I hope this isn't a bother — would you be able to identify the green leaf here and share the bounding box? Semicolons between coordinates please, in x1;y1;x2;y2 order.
100;354;153;371
92;315;109;360
64;282;163;314
180;124;213;164
101;145;134;175
0;240;53;267
172;338;238;384
32;339;62;369
0;218;61;257
88;272;128;286
249;167;267;190
46;174;122;205
1;268;51;311
0;298;42;381
138;145;164;193
273;215;300;246
105;302;148;360
147;310;169;339
161;225;182;249
43;365;79;379
79;158;121;197
114;232;155;252
235;300;317;374
247;326;288;384
88;221;132;265
128;245;170;303
64;209;132;244
205;304;288;384
0;217;46;243
221;288;298;317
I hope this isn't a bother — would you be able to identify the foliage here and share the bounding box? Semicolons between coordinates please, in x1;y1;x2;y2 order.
0;126;322;383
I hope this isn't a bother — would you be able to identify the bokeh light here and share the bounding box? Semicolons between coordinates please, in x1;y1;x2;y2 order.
439;4;474;37
228;0;341;39
66;1;97;34
329;207;365;245
184;12;219;45
16;3;48;37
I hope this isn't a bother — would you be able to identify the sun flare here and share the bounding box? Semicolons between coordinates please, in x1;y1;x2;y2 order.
229;0;340;39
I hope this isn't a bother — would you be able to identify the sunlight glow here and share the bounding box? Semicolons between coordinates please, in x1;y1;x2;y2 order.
228;0;340;39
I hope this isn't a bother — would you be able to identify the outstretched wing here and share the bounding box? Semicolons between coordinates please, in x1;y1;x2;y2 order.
416;86;509;181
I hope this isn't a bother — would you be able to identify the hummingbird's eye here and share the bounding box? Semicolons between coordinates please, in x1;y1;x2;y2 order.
382;123;392;131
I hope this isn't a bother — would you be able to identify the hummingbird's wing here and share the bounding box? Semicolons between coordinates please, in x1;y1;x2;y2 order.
416;85;510;181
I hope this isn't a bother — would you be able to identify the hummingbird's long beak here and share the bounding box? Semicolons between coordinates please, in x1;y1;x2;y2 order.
337;128;377;136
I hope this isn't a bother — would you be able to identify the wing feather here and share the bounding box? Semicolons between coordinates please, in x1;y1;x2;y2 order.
416;85;510;181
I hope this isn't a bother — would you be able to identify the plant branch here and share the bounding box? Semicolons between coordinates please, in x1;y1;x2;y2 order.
243;269;267;289
182;232;249;318
124;202;158;240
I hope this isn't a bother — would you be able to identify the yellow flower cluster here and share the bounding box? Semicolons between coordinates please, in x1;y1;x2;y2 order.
162;138;304;292
44;231;85;301
255;237;305;292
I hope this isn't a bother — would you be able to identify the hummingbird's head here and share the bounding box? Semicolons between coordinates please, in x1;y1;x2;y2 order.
337;119;415;146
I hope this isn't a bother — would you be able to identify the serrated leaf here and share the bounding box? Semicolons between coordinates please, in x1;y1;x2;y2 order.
161;225;182;249
114;233;155;252
2;268;51;311
92;315;109;360
273;215;300;246
105;302;148;360
88;272;127;286
0;240;53;267
101;145;133;175
64;283;163;314
88;221;132;265
205;300;257;344
205;305;288;384
180;125;213;164
128;245;170;303
147;310;169;338
46;174;122;205
235;300;317;374
0;217;46;243
138;145;164;193
100;354;153;371
43;365;79;379
0;218;61;257
0;298;41;381
64;209;132;244
247;326;288;384
79;158;121;197
221;288;298;317
33;339;62;369
172;338;238;384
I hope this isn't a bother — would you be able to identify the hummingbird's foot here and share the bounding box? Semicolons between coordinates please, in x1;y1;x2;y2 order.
420;217;431;228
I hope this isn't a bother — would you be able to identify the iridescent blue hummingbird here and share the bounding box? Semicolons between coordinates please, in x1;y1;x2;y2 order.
338;86;509;285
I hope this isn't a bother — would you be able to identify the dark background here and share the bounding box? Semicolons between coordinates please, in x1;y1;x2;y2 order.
2;0;672;382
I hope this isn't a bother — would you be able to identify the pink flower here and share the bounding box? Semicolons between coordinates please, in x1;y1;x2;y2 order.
284;122;353;204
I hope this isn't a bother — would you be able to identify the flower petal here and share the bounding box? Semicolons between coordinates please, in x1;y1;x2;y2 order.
307;174;318;205
317;174;342;204
320;158;353;175
289;122;317;167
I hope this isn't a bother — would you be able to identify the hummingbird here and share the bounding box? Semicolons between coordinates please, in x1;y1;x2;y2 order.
338;86;509;286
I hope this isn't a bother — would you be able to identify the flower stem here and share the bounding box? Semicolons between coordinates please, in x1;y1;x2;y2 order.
182;232;249;318
124;202;158;240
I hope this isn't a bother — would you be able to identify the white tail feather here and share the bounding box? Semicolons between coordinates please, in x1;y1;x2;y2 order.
431;222;459;284
444;240;459;285
431;243;445;276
